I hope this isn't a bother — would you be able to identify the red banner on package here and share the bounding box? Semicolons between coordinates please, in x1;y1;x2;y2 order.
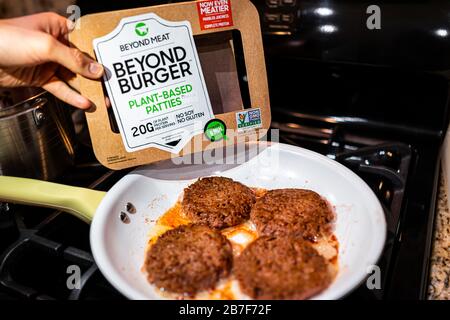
196;0;233;30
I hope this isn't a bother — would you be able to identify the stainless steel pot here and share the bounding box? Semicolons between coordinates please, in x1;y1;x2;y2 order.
0;90;76;180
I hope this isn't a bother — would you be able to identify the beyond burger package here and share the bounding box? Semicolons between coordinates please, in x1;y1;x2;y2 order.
69;0;270;169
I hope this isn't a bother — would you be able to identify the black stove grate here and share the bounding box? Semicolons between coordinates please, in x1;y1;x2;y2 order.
0;119;436;299
0;161;126;300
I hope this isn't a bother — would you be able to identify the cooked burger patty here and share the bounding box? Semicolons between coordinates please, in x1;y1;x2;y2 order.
234;236;333;299
145;224;233;295
182;177;256;229
251;189;335;240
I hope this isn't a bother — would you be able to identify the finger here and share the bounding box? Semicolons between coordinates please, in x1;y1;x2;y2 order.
46;38;104;80
56;67;80;91
42;76;92;109
1;12;69;38
56;66;76;83
36;12;70;37
105;96;112;108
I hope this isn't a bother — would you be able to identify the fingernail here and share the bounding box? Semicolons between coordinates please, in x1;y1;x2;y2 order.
76;96;91;109
89;62;103;75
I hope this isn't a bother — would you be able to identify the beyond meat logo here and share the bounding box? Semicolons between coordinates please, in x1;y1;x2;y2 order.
135;22;148;36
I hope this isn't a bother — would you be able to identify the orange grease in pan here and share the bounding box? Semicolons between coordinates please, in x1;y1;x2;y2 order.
144;190;263;300
156;202;190;228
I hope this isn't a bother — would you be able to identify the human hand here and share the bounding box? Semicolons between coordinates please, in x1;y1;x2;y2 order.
0;12;103;109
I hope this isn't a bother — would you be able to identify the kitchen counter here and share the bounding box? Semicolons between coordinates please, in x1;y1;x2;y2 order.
428;173;450;299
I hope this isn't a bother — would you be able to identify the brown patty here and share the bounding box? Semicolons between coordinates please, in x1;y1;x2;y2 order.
234;236;333;299
250;189;335;240
182;177;256;229
145;224;233;295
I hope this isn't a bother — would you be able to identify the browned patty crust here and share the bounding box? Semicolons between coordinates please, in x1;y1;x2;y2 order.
145;224;233;295
251;189;335;240
235;236;333;299
182;177;256;229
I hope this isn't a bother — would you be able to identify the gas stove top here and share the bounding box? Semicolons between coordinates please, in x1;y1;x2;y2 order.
0;116;438;299
1;0;449;300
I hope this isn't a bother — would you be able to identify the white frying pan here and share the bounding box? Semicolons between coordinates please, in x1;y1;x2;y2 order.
0;142;386;300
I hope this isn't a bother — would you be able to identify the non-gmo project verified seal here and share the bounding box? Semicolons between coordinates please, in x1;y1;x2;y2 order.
236;108;262;132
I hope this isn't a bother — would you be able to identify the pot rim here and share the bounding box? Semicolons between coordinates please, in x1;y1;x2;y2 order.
0;91;48;119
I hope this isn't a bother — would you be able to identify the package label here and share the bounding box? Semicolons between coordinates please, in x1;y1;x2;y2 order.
94;13;213;153
196;0;233;30
236;108;262;132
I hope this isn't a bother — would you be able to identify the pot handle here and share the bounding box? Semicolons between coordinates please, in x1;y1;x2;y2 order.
0;176;106;223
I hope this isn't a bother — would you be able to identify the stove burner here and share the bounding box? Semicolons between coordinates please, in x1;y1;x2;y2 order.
0;213;125;299
0;163;126;300
336;143;411;229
